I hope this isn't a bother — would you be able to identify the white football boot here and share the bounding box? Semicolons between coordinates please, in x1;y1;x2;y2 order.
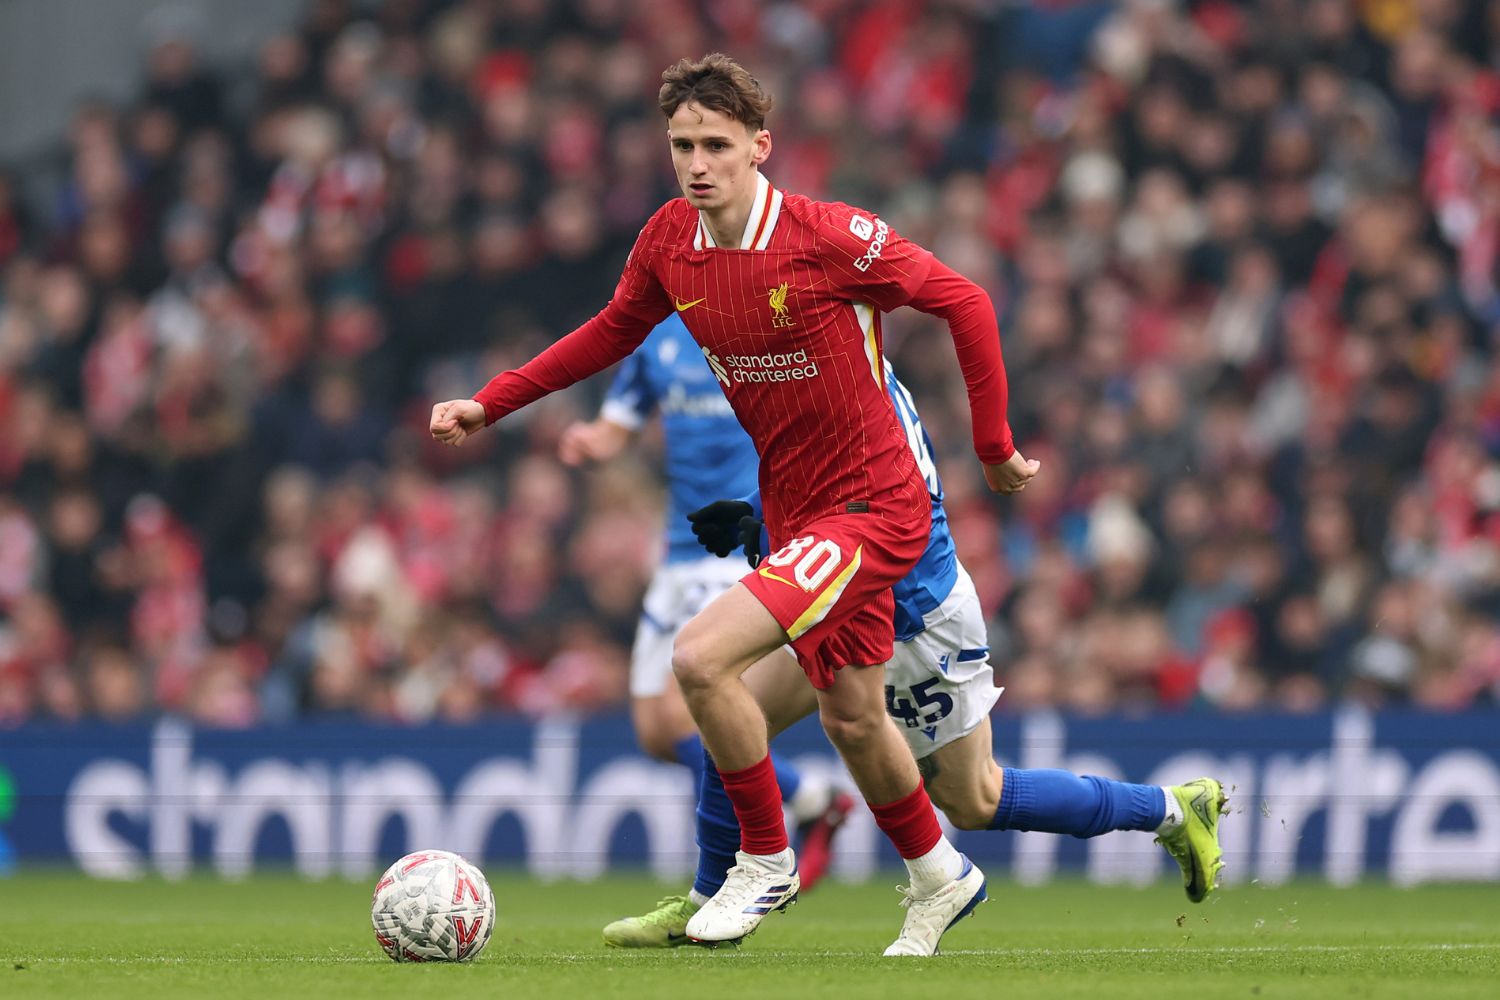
684;850;800;945
883;855;987;956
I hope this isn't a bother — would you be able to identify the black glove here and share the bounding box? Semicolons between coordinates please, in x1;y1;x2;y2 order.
737;513;765;568
686;499;763;567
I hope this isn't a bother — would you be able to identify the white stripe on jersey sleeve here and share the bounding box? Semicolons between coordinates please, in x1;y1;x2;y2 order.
852;302;881;386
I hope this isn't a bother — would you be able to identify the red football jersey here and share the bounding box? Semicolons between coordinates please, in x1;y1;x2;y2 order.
474;172;1013;537
614;173;934;533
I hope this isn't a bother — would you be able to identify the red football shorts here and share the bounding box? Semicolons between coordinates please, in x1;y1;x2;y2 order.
740;511;927;689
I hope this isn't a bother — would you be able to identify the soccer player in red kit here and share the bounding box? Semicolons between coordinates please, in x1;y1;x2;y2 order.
431;53;1039;955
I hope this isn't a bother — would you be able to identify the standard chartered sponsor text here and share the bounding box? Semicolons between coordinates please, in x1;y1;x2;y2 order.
722;348;820;383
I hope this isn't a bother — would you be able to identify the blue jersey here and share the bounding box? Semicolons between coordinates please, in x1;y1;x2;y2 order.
602;314;760;564
747;366;958;642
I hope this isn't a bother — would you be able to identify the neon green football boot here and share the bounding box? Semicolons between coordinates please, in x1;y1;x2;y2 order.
1155;777;1228;903
602;895;700;948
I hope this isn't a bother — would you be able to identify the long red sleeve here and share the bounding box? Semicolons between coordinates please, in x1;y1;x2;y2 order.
472;300;658;425
905;259;1015;464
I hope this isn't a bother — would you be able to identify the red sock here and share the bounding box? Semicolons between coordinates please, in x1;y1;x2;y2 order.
868;781;943;859
718;755;789;856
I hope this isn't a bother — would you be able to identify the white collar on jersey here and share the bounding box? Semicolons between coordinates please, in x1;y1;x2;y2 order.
694;172;784;251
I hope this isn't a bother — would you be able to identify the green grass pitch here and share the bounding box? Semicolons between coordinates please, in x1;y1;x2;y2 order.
2;872;1497;999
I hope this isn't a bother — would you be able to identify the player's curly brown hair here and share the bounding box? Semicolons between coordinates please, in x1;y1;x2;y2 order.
659;53;774;131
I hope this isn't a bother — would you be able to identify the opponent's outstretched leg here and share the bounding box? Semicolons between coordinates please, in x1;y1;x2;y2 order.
920;723;1227;903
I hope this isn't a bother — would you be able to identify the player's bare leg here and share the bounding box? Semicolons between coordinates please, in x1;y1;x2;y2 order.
742;652;855;889
815;664;920;802
639;659;837;836
814;665;988;956
692;644;986;953
673;584;804;943
603;654;839;949
672;583;787;769
917;724;1004;831
634;665;836;826
750;647;996;833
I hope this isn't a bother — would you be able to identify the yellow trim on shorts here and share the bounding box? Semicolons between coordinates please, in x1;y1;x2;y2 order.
786;544;864;641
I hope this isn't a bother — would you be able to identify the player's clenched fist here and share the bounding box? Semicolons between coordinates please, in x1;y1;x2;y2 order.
429;399;486;446
982;448;1041;495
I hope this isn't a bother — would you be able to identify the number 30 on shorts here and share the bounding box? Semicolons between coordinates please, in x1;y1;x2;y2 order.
763;535;843;592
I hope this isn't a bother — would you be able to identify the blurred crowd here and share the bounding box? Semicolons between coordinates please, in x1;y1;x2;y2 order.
2;0;1500;728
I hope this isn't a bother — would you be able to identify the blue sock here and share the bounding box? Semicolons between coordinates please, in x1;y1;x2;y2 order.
673;734;705;791
989;768;1165;838
771;751;801;804
693;746;741;898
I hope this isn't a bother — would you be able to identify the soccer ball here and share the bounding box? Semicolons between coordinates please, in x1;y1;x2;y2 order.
370;850;496;962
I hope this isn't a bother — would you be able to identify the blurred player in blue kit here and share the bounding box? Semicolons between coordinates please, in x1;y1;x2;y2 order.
558;314;856;925
585;323;1228;952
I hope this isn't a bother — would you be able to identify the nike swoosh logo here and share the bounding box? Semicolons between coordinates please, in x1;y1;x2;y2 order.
758;567;798;588
675;297;707;312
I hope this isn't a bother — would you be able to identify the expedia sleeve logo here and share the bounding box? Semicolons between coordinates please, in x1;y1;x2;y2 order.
849;215;891;272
